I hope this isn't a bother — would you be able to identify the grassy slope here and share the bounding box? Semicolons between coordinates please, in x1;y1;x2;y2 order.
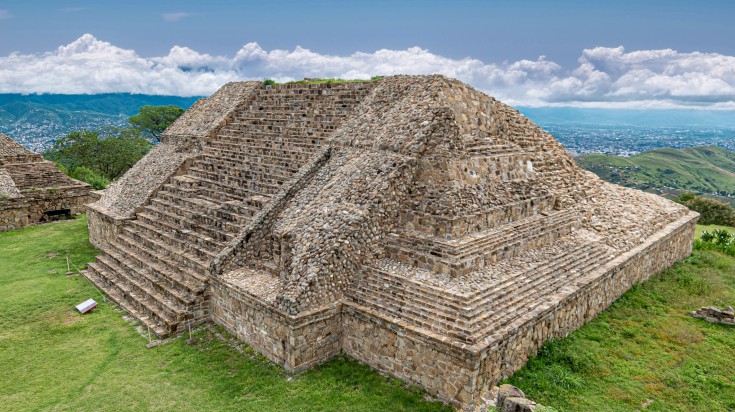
504;249;735;411
0;217;449;412
575;146;735;204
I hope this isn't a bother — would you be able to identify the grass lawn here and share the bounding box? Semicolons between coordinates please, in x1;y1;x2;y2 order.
0;216;449;412
504;248;735;411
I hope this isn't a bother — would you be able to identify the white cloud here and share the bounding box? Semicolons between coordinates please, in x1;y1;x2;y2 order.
1;34;734;109
162;12;192;22
0;9;12;19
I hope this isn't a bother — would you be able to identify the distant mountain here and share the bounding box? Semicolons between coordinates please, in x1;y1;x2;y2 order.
0;94;201;152
576;146;735;205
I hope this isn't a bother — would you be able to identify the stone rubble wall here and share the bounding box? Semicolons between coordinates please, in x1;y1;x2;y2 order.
0;132;31;157
0;168;20;198
210;277;342;372
403;194;558;239
341;211;697;407
272;149;416;315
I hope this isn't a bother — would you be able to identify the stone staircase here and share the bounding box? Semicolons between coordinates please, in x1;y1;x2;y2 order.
85;82;373;337
348;239;612;344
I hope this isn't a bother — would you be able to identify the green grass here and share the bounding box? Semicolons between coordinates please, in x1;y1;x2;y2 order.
503;246;735;411
0;216;449;412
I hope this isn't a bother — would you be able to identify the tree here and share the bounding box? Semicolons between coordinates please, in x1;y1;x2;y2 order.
44;128;153;181
128;105;185;142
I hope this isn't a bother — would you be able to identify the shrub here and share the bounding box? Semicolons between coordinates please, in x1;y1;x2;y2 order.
69;166;110;190
679;194;735;226
263;79;277;85
694;229;735;257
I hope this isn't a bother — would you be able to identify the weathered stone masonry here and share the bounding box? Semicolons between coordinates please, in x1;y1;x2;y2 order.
0;132;95;231
84;76;697;407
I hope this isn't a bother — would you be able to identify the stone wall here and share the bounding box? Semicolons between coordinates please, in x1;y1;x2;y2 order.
0;189;96;231
341;211;698;406
210;276;342;372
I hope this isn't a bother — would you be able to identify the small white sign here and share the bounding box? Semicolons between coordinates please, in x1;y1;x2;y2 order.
75;298;97;314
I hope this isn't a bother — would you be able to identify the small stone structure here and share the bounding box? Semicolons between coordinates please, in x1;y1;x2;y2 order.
84;76;698;407
0;132;94;231
689;306;735;325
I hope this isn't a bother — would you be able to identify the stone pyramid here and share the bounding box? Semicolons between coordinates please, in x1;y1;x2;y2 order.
0;132;94;231
85;76;697;407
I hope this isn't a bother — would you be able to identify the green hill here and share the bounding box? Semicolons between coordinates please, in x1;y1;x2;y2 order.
576;146;735;205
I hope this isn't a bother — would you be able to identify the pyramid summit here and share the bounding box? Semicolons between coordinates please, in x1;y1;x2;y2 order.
0;132;95;231
84;75;697;407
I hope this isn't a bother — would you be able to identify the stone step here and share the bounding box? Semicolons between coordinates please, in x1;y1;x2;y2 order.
202;146;314;171
136;211;225;252
84;266;171;338
86;262;179;336
199;153;301;176
102;243;198;306
221;120;338;136
93;254;186;323
349;242;610;342
187;167;283;196
176;173;261;202
107;237;205;295
188;166;290;194
117;230;208;281
126;219;218;262
155;184;252;225
385;209;578;276
142;201;240;241
206;139;318;161
150;194;239;229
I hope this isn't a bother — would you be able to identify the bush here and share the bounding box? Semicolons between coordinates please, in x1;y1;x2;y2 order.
263;79;277;85
679;194;735;226
694;229;735;256
69;166;110;190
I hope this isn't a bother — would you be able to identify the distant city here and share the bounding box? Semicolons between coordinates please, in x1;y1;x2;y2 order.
541;124;735;157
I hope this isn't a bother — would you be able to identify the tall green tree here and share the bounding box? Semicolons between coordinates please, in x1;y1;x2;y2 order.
129;105;185;142
45;128;153;181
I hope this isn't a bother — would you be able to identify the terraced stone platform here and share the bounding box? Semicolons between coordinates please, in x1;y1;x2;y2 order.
85;76;697;407
0;132;94;231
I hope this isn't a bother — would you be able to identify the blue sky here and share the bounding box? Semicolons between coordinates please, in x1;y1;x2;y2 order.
1;0;734;107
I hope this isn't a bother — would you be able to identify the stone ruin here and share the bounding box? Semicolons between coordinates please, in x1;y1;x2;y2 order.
83;75;698;407
0;132;95;231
